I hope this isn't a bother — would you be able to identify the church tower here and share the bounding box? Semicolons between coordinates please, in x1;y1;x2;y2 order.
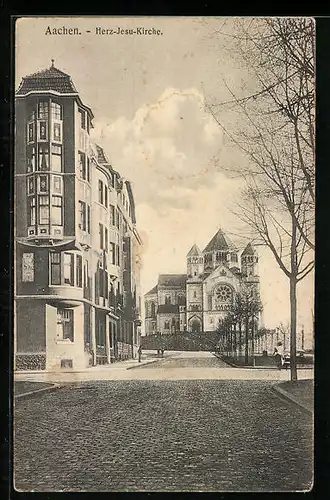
241;243;259;279
187;244;203;278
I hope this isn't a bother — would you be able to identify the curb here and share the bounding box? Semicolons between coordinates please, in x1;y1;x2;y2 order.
14;383;61;400
272;385;313;414
215;354;313;371
126;359;161;370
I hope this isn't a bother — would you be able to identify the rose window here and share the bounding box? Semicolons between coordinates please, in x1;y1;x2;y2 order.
215;285;232;302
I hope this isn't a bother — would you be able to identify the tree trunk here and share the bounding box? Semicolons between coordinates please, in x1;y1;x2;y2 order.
239;322;242;357
290;276;298;381
245;316;249;365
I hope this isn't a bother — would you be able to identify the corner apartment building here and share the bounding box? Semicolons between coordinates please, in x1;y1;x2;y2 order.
14;62;142;371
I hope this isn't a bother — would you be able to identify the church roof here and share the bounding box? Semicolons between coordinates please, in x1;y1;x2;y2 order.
187;244;201;257
241;242;257;256
158;274;187;287
16;62;78;95
203;229;237;253
145;285;158;296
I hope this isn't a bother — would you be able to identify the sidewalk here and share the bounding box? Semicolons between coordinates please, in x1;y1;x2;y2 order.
273;379;314;413
14;381;60;399
14;355;160;383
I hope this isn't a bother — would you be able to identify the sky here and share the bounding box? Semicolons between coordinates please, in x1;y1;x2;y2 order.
15;17;315;343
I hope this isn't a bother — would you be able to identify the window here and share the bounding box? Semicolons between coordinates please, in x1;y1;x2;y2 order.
104;185;108;208
164;321;169;330
51;102;62;120
86;157;90;182
193;291;197;298
116;244;120;266
78;108;85;129
99;223;104;249
165;296;171;305
51;145;62;172
105;227;108;252
38;101;49;119
76;255;82;287
78;151;86;179
38;195;49;225
27;177;35;195
28;122;35;143
53;176;62;194
38;144;49;170
116;208;120;229
83;260;89;288
27;146;36;172
98;180;104;204
22;253;34;282
37;175;48;193
109;205;115;225
56;309;74;342
51;196;62;225
28;197;36;225
53;123;61;142
50;252;61;285
39;121;47;141
78;201;86;231
110;242;115;265
63;253;74;285
87;205;90;234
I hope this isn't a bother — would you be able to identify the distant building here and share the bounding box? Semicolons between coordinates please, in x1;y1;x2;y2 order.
145;229;260;335
15;61;142;371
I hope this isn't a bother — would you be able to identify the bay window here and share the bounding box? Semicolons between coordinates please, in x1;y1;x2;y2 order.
38;195;49;225
53;175;62;194
109;205;115;225
50;252;61;285
51;145;62;172
37;174;48;193
38;144;49;171
51;102;62;120
51;196;62;225
27;146;36;173
27;176;35;195
63;253;74;285
28;197;36;226
38;101;49;119
53;123;61;142
98;180;104;204
76;255;82;288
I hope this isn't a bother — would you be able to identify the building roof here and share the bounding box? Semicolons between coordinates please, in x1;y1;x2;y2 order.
158;274;187;287
16;62;78;95
187;244;201;257
241;242;257;256
95;144;110;164
203;229;237;253
145;285;158;296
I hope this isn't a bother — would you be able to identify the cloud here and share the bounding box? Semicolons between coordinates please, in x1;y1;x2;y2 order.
91;86;224;212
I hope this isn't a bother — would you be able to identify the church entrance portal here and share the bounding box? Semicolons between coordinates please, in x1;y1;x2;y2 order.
190;319;201;333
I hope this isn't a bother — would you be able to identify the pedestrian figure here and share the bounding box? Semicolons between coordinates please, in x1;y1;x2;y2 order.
273;342;284;370
138;345;142;363
157;349;160;356
161;348;164;357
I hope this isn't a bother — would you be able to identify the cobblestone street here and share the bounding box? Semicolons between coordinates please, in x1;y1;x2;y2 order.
14;354;313;492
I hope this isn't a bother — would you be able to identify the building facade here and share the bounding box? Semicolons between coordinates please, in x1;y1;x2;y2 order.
145;229;260;336
15;62;142;371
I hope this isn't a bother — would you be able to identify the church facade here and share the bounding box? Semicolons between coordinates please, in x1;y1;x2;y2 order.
144;229;260;335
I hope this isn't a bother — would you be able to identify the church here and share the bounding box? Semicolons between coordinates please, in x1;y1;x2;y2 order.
144;229;260;336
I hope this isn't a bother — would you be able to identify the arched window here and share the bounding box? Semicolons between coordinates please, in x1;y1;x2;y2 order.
165;296;171;305
164;321;169;329
151;302;156;317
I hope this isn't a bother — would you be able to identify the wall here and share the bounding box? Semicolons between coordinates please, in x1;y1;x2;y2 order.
46;303;86;371
16;300;46;352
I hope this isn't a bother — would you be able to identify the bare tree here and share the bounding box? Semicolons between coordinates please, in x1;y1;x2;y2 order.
206;18;315;381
